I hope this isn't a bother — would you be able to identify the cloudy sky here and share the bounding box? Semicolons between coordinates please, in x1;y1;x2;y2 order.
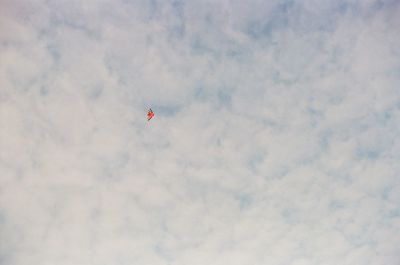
1;0;400;264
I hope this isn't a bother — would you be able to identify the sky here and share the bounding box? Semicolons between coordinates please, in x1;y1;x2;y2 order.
1;0;400;264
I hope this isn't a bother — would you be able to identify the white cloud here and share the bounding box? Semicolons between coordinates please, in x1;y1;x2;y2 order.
1;0;400;264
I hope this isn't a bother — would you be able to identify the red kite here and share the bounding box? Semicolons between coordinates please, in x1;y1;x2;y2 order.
147;108;154;121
